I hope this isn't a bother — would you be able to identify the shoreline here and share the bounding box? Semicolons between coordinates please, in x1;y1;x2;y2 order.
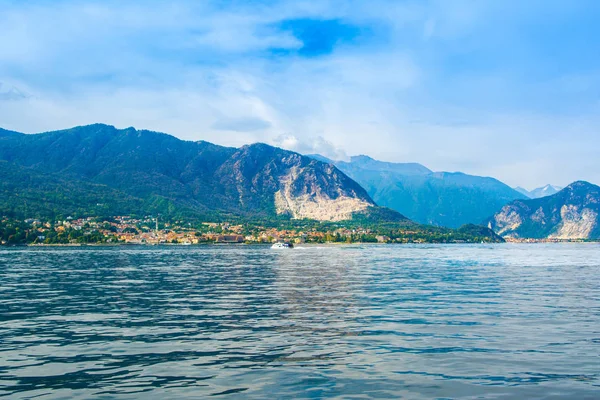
2;240;598;248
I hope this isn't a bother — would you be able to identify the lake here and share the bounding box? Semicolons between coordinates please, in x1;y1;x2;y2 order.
1;244;599;399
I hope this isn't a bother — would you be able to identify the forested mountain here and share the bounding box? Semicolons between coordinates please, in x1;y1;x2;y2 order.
0;124;380;221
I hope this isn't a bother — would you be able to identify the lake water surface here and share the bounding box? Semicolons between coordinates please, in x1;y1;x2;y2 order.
1;244;599;399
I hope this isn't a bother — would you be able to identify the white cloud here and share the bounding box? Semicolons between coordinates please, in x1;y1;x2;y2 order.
272;134;348;161
0;0;599;188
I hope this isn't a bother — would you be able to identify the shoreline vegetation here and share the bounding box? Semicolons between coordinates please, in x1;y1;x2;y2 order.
1;215;505;246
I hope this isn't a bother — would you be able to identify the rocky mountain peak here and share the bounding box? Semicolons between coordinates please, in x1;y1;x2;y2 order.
489;181;600;239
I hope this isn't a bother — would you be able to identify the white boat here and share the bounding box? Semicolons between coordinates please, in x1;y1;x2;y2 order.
271;242;293;249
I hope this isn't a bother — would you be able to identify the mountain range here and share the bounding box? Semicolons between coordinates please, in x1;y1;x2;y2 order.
2;123;597;241
0;124;383;222
308;155;527;228
488;181;600;239
514;184;563;199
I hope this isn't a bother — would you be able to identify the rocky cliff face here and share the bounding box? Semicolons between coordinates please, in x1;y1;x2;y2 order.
550;205;598;239
273;165;371;221
0;124;375;221
214;143;375;221
488;181;600;239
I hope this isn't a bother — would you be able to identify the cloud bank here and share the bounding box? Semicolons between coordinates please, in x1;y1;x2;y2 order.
1;0;599;189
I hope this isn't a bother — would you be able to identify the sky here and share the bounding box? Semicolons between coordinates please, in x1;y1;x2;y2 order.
1;0;599;189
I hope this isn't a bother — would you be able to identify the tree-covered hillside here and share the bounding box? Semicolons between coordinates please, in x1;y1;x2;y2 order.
0;124;374;221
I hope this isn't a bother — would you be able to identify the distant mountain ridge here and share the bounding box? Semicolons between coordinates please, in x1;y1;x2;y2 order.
0;124;384;222
489;181;600;239
338;155;432;176
515;184;563;199
307;155;432;176
308;154;527;228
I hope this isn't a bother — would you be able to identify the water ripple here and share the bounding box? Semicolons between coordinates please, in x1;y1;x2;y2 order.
1;244;599;399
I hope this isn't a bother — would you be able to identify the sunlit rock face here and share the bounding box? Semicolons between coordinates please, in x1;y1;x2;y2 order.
217;144;375;221
273;165;373;221
491;205;526;238
549;206;598;239
488;181;600;239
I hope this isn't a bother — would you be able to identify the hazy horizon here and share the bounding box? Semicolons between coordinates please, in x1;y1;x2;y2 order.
1;0;599;188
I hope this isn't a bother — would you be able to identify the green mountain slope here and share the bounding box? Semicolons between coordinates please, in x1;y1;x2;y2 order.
0;160;149;219
0;124;378;221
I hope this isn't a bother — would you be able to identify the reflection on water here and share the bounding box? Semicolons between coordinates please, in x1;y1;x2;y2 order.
0;244;599;399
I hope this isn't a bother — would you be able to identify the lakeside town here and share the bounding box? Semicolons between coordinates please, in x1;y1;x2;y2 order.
1;215;596;246
0;215;399;245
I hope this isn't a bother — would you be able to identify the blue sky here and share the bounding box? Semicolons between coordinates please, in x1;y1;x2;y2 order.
1;0;599;188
